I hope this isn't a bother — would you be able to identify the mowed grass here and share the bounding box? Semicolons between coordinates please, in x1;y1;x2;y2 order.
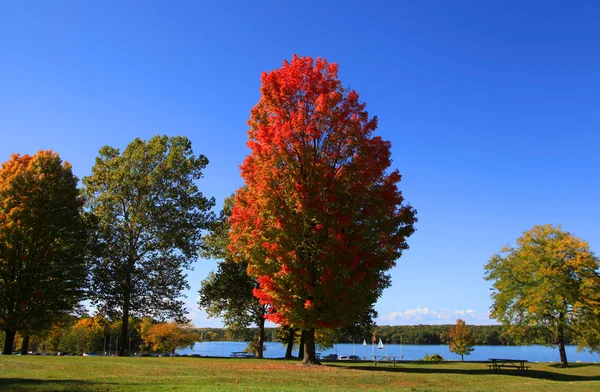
1;356;599;392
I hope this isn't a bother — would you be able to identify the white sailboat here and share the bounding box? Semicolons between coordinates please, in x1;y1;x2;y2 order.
362;339;367;347
377;338;384;350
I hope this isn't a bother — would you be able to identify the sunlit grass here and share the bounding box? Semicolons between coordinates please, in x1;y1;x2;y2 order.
1;356;599;391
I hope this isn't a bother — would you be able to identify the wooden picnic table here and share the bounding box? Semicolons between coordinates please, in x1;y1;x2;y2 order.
372;355;398;366
488;358;529;372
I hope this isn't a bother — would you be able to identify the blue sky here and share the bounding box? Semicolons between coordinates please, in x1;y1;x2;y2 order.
1;1;599;327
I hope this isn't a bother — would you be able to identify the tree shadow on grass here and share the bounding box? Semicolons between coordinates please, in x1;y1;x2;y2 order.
548;363;598;369
0;378;117;392
327;363;600;383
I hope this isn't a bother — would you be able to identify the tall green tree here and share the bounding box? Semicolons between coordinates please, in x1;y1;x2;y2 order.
0;151;88;355
485;224;600;367
198;195;268;357
83;135;214;356
229;55;416;364
447;319;474;361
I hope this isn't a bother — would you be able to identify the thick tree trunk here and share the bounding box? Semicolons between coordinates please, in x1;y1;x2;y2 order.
3;329;16;355
461;354;464;362
20;335;30;355
298;330;305;361
256;317;265;358
285;328;295;359
301;328;320;365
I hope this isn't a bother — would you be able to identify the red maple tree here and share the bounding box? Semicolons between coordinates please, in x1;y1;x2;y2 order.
230;55;416;364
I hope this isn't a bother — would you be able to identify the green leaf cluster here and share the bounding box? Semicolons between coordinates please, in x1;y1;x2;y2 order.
83;135;214;354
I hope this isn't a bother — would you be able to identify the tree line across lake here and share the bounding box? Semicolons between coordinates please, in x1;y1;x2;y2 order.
199;324;576;347
8;319;576;357
0;320;557;356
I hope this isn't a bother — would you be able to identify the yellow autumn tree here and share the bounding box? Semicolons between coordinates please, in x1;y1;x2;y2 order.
485;224;600;367
72;316;106;353
143;322;199;354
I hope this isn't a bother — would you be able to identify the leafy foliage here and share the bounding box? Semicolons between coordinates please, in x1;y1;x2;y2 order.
484;224;600;367
341;325;514;345
447;319;474;361
83;135;214;356
229;55;416;363
0;151;88;354
336;306;378;343
142;322;199;354
422;353;444;361
198;195;268;357
62;316;106;353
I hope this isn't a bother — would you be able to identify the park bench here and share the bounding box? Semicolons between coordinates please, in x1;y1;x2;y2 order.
488;358;529;372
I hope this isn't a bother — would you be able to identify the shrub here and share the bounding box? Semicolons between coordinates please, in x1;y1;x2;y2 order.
422;353;444;361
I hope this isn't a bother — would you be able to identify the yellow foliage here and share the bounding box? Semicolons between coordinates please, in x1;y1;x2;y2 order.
142;322;199;353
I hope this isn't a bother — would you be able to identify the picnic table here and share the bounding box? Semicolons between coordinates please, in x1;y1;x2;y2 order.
372;355;398;366
488;358;529;372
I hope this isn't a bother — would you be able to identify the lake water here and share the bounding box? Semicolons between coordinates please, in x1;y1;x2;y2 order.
177;341;600;362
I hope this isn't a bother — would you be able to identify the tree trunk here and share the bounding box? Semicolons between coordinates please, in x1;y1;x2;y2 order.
557;313;568;368
298;330;305;361
461;354;464;362
120;293;130;357
301;328;320;365
3;329;16;355
256;317;265;359
558;340;568;368
20;335;30;355
120;265;133;357
285;328;295;359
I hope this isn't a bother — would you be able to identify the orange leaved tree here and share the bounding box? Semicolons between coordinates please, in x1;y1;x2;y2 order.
448;319;474;361
0;151;87;355
229;55;417;364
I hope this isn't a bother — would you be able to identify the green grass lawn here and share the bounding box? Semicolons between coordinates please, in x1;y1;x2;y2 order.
1;356;599;391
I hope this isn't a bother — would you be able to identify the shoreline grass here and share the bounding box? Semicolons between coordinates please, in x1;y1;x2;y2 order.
1;356;599;391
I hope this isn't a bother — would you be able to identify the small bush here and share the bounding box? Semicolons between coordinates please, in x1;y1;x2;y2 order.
422;353;444;361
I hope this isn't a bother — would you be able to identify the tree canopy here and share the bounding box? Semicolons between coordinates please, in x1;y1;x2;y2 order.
142;322;198;354
229;55;417;364
447;319;475;361
83;135;214;356
485;224;600;367
0;151;88;354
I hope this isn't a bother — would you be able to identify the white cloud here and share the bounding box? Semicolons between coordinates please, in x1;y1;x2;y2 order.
377;307;495;325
